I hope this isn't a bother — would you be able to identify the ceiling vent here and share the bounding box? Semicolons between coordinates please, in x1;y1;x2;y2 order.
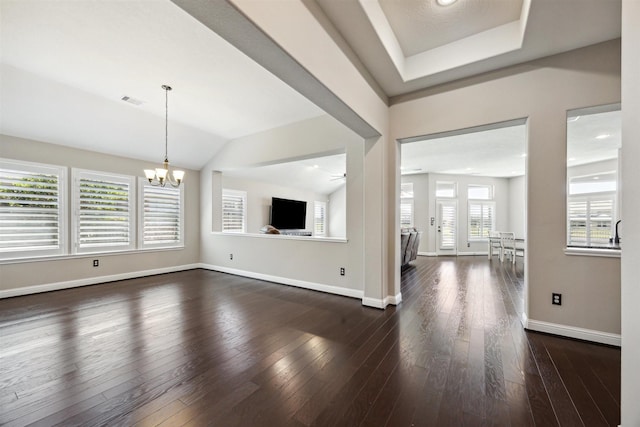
121;95;144;106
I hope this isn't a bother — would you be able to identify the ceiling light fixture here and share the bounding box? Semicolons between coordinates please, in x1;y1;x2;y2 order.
436;0;458;6
595;133;611;140
144;85;184;187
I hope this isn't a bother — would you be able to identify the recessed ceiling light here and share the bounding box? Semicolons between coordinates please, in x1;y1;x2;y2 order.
521;153;527;158
313;164;319;169
596;134;611;139
568;157;576;161
436;0;457;6
567;116;581;122
593;176;600;180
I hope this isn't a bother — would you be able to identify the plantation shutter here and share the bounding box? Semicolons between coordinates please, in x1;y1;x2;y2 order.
314;201;326;236
568;200;587;245
0;160;65;258
400;200;413;228
74;170;134;252
142;184;182;246
440;204;456;249
468;202;494;240
222;190;246;233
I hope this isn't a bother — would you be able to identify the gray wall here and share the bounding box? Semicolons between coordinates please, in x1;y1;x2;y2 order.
508;176;526;239
200;115;366;295
391;40;622;335
0;134;201;293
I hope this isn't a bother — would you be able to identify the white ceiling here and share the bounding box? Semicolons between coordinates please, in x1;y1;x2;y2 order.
316;0;621;97
0;0;324;170
0;0;622;191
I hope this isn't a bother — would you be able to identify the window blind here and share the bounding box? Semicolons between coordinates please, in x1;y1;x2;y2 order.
400;200;414;228
314;201;326;236
142;184;182;246
222;190;246;233
0;160;64;258
74;170;134;252
468;202;494;240
568;197;613;246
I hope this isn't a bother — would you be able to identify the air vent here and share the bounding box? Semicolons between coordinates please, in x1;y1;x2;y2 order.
121;96;144;106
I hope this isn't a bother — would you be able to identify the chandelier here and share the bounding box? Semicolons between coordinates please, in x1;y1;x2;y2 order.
144;85;185;187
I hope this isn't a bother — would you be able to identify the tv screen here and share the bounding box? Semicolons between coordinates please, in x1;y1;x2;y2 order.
270;197;307;230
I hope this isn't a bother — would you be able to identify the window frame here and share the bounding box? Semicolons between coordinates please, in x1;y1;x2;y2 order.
222;189;247;233
72;168;136;254
138;179;184;249
0;158;67;260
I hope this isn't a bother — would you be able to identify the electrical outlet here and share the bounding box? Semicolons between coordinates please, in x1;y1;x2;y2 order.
230;253;233;260
467;242;470;247
552;293;562;305
93;259;99;267
340;267;345;276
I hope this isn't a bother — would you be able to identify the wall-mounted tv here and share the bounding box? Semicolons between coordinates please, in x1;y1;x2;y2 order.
270;197;307;230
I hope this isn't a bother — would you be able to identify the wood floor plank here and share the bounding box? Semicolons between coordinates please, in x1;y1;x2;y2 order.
0;258;620;426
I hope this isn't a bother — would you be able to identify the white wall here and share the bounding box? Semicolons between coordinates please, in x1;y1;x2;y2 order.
0;134;201;295
328;184;347;238
402;173;511;255
221;175;329;235
621;0;640;424
391;40;621;336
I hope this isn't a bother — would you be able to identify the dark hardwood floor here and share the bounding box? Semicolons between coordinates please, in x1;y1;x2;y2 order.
0;256;620;426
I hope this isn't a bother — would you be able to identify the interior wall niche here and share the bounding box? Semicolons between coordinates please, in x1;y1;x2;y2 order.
220;151;347;238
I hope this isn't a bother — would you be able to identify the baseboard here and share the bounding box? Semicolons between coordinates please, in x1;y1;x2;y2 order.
386;292;402;305
0;264;201;299
418;252;437;257
456;252;489;256
362;297;385;309
199;263;364;300
526;319;621;347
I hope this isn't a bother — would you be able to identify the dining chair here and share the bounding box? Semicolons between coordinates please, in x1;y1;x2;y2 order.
500;232;516;264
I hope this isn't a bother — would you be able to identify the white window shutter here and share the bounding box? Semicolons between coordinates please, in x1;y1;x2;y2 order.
142;184;182;246
73;170;135;253
0;159;66;259
222;190;246;233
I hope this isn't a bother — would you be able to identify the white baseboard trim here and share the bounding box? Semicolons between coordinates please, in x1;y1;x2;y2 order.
362;297;385;309
526;319;621;347
418;252;437;257
0;264;201;299
199;263;364;300
386;292;402;305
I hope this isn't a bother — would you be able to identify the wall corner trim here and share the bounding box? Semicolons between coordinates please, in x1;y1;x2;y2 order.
362;297;386;309
198;263;364;300
0;264;201;299
386;292;402;305
526;319;621;347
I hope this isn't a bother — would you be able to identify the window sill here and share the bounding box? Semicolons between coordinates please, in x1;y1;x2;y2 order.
0;246;185;265
564;246;621;258
213;231;347;243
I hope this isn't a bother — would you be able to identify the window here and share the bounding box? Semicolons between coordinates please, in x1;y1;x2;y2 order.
222;189;246;233
567;174;615;246
468;184;492;200
435;181;456;198
0;159;67;260
314;201;327;236
566;105;620;248
468;202;495;240
72;169;135;253
140;181;183;248
400;182;414;228
468;184;494;240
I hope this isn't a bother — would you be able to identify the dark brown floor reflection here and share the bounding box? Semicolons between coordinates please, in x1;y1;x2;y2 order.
0;257;620;426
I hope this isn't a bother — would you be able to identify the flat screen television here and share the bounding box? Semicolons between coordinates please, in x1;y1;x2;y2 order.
270;197;307;230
